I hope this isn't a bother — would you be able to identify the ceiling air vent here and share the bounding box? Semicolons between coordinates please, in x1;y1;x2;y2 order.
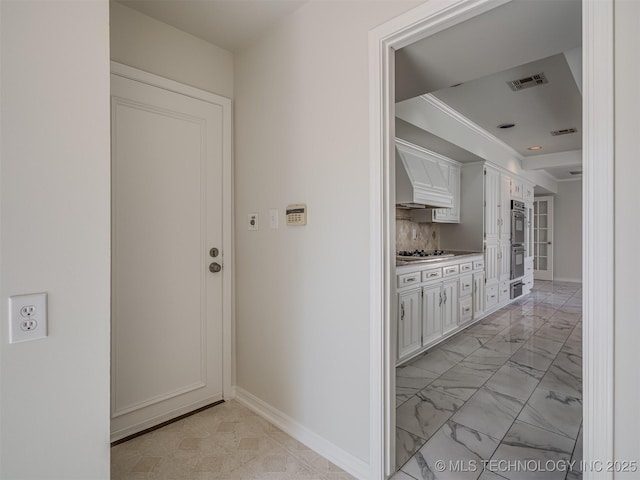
507;72;548;92
550;128;578;136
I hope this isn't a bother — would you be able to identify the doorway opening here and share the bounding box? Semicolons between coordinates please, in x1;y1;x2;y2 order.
369;0;614;478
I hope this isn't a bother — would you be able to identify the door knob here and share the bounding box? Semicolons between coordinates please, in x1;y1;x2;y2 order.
547;242;552;245
209;262;222;273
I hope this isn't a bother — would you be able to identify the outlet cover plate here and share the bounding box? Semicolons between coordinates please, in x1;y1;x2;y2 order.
9;293;47;344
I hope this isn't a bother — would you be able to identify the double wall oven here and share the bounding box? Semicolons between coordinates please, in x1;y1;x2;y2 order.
510;200;525;282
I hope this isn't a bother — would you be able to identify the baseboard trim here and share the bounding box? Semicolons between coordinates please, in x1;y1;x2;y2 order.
234;386;369;480
553;277;583;284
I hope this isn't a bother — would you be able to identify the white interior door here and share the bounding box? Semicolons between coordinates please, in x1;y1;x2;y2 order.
533;196;554;281
111;70;227;441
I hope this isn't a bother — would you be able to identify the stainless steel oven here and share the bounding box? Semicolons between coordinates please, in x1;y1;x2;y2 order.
511;281;523;299
511;200;525;245
511;244;525;279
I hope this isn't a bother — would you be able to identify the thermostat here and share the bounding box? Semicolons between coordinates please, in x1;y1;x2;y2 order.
286;204;307;226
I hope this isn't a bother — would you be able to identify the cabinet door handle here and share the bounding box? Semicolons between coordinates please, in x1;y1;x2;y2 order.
405;277;415;283
443;291;447;304
439;293;443;306
400;302;405;321
474;282;477;293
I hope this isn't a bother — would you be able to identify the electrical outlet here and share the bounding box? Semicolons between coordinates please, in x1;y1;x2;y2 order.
9;293;47;344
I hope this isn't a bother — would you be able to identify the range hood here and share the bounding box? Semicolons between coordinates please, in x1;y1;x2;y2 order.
395;138;454;209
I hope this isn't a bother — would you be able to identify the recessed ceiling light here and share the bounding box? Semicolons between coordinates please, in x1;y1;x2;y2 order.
498;123;515;129
527;146;542;151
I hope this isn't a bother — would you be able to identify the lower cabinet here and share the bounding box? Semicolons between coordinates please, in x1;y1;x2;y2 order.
396;256;488;363
499;280;510;304
422;284;442;346
398;287;422;360
441;280;459;335
486;282;499;309
473;272;485;319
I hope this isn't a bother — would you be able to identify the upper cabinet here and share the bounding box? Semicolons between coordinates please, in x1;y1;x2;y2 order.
395;139;456;209
510;178;524;199
523;183;534;204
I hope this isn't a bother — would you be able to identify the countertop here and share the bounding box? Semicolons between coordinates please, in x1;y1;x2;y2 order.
396;251;483;267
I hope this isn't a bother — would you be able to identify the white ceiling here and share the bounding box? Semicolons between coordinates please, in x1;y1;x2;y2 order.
432;53;582;157
116;0;308;52
395;0;583;182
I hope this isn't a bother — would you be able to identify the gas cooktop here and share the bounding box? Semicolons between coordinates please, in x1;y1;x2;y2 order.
397;249;455;260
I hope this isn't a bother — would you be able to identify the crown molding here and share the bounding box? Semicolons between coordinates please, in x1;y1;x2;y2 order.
419;93;525;161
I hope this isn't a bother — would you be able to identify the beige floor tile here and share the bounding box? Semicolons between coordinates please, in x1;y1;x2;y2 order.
111;400;353;480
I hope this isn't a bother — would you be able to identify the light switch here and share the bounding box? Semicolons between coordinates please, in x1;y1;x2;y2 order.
269;209;278;229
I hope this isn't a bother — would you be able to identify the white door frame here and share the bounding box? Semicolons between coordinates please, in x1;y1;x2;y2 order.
533;195;554;281
110;62;235;408
368;1;613;479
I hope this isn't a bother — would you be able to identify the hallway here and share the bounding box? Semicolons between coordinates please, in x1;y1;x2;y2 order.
394;280;582;480
111;401;355;480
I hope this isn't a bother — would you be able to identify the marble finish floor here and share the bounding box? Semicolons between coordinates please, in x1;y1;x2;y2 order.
111;400;355;480
394;281;583;480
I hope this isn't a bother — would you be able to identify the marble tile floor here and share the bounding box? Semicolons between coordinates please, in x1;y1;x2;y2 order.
394;281;583;480
111;400;355;480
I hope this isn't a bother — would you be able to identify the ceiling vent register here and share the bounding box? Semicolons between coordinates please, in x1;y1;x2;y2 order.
550;128;578;136
507;72;548;91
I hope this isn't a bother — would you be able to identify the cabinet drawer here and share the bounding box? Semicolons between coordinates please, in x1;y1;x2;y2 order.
422;268;442;282
460;262;473;273
499;280;510;304
459;274;473;296
459;297;473;324
443;265;459;277
398;272;421;288
473;260;485;270
486;284;499;308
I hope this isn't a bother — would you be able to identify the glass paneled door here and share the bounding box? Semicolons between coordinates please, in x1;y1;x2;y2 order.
533;196;554;280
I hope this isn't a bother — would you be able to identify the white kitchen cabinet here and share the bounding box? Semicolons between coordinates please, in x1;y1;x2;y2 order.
485;167;500;242
396;255;485;364
500;242;511;282
499;280;510;304
510;178;524;199
523;182;534;204
459;297;473;325
486;283;499;309
485;242;500;284
500;174;512;242
473;272;485;319
523;274;534;295
422;284;443;346
424;279;459;343
441;280;459;335
398;287;423;361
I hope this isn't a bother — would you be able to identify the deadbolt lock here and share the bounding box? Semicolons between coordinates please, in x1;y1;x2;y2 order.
209;247;219;258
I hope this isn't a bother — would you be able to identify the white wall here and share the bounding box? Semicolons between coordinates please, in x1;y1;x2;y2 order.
110;2;234;99
0;1;111;479
234;0;419;466
552;180;582;282
614;0;640;472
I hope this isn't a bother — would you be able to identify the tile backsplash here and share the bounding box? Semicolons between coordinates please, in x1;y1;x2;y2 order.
396;208;440;252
